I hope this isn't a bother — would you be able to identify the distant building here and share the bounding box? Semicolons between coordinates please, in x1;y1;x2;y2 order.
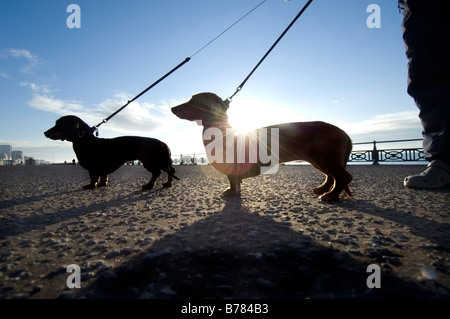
25;157;37;165
179;155;193;165
0;145;12;160
11;150;24;165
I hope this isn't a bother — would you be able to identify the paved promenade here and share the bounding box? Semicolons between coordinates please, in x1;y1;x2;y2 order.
0;164;449;299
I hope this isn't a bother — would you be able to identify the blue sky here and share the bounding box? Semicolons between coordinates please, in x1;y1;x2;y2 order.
0;0;422;163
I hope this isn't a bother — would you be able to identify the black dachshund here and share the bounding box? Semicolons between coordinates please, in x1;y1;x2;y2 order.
44;115;179;190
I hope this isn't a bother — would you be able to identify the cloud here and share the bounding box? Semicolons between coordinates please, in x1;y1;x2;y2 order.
341;111;421;134
0;71;9;78
5;49;171;135
0;138;66;149
333;110;423;145
27;95;85;114
21;82;84;114
1;48;34;59
0;48;43;74
92;93;175;135
23;86;175;135
20;82;52;95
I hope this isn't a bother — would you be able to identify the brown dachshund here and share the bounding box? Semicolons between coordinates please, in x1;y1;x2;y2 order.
44;115;179;190
171;92;353;201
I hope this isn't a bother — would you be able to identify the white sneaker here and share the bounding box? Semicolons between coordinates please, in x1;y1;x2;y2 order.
404;160;450;189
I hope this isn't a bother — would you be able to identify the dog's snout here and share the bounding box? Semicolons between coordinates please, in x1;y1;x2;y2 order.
171;104;190;120
44;127;64;140
44;127;54;138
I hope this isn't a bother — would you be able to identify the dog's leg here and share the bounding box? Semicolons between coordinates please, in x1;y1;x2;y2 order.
98;175;109;187
311;160;352;201
142;169;161;190
319;168;353;202
343;185;353;198
162;165;177;187
83;173;100;190
312;174;335;196
222;175;241;197
162;175;173;188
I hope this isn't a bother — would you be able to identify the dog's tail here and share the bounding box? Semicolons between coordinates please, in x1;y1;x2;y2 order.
164;144;180;180
344;135;353;168
168;163;180;180
343;135;353;198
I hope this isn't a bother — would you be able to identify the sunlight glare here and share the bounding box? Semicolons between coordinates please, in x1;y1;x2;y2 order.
227;98;297;133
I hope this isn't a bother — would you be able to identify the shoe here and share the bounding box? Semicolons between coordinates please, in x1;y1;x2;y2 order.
404;160;450;189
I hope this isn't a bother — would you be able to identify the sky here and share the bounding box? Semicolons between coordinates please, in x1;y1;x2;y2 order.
0;0;423;163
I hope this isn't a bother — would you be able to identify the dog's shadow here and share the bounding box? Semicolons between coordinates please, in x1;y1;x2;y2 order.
74;199;445;299
0;186;169;238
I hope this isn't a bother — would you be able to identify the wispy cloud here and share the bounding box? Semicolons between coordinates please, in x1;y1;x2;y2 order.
21;81;84;114
334;110;423;144
0;71;10;78
23;85;175;135
20;82;52;95
93;92;171;134
27;95;85;114
341;111;421;134
0;48;43;75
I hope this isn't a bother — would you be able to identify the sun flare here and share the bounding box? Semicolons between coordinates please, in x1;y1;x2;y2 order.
227;98;297;133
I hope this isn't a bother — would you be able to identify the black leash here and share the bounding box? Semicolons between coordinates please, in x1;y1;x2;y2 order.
93;0;267;135
191;0;267;58
93;57;190;134
228;0;314;102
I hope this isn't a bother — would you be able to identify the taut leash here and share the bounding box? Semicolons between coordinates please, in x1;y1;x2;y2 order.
93;57;190;134
93;1;267;135
228;0;314;102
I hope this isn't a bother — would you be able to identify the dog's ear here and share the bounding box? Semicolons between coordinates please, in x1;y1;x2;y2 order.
61;116;94;141
63;121;79;141
209;93;229;111
76;122;96;138
222;98;230;111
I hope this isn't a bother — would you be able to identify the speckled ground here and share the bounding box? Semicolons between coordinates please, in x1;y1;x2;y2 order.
0;164;449;299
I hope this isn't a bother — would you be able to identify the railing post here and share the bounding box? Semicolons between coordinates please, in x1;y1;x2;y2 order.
372;140;379;165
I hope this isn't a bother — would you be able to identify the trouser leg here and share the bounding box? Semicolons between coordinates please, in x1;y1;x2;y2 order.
399;0;450;164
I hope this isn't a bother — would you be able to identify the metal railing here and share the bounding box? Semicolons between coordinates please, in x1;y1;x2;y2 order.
172;138;426;166
349;138;425;164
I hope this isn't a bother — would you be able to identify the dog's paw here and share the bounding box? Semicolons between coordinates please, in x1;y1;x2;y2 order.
162;182;173;188
312;187;328;195
142;183;154;190
83;184;97;190
318;192;340;202
221;188;241;197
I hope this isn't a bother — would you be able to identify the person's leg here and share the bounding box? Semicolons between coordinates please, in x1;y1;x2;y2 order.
399;0;450;188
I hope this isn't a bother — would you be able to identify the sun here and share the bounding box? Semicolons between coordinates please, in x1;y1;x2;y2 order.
227;100;267;133
228;115;258;134
227;98;295;133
